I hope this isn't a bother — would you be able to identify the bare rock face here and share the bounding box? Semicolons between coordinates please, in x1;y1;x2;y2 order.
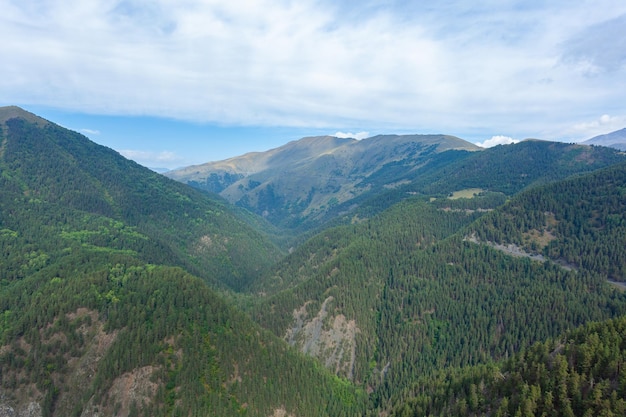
285;296;358;379
0;404;16;417
20;403;41;417
0;402;41;417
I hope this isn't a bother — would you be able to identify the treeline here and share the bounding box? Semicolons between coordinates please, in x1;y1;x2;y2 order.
391;315;626;417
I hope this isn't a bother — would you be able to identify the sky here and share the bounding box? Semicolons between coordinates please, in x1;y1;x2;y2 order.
2;0;626;169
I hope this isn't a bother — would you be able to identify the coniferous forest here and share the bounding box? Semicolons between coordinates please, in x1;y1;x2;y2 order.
1;106;626;416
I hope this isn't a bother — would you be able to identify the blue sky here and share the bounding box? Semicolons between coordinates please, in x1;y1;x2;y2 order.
2;1;626;168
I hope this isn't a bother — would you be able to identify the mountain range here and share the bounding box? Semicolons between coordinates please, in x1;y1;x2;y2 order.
2;106;626;416
165;134;480;231
582;127;626;150
166;133;625;235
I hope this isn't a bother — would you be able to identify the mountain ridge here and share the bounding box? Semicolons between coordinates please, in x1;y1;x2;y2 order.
583;127;626;150
0;106;283;290
0;107;365;416
166;133;480;230
0;105;50;126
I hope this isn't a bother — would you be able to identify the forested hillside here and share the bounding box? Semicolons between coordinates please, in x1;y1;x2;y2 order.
0;107;364;416
249;163;626;414
467;160;626;281
0;256;364;416
3;106;626;416
391;315;626;417
0;107;282;291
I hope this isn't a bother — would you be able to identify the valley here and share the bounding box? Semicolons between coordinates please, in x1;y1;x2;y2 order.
1;106;626;416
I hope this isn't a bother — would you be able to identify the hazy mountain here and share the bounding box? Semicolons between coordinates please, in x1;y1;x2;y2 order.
149;167;170;173
166;134;480;230
582;127;626;150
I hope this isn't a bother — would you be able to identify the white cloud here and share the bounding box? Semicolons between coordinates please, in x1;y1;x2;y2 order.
79;128;100;135
476;136;520;148
333;131;369;140
118;149;184;168
560;114;626;141
1;0;626;139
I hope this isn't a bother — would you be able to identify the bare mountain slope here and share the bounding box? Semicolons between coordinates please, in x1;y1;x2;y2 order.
582;127;626;150
166;134;480;229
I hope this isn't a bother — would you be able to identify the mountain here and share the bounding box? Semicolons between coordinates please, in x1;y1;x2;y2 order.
582;127;626;150
247;162;626;414
408;139;625;195
166;134;480;230
0;107;365;416
466;160;626;282
0;106;282;291
168;137;626;236
3;106;626;416
309;139;626;236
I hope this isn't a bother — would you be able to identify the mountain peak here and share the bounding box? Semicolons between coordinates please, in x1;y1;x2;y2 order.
0;105;50;127
583;127;626;151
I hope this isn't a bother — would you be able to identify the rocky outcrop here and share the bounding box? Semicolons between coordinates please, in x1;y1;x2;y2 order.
0;402;41;417
285;296;358;379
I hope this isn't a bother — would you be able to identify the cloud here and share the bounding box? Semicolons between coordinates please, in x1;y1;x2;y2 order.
476;136;520;148
79;128;100;135
1;0;626;140
118;149;184;168
560;14;626;74
562;114;626;141
333;131;369;140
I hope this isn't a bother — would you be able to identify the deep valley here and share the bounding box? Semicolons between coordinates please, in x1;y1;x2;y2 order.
2;106;626;417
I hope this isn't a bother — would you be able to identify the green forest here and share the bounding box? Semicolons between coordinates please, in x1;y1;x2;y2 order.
1;107;626;416
391;316;626;417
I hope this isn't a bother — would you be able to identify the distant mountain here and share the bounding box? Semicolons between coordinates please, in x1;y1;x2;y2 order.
149;166;170;173
582;127;626;150
314;139;626;231
168;137;626;235
407;139;626;195
0;106;364;416
166;134;480;230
